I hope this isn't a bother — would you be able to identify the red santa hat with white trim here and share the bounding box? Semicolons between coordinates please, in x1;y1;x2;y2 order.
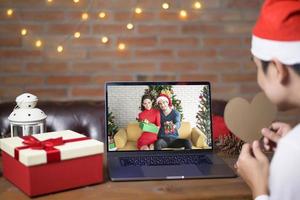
156;94;172;107
251;0;300;65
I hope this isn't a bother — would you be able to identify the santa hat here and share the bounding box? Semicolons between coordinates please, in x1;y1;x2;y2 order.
156;94;172;107
251;0;300;65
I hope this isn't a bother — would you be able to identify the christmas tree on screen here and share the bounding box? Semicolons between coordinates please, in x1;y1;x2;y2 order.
108;112;118;136
107;110;119;150
196;85;211;146
144;85;183;120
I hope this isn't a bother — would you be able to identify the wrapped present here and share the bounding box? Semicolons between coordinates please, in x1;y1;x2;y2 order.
139;122;159;134
0;130;104;197
109;142;117;151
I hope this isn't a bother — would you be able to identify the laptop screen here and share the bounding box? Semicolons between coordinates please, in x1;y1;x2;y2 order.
106;82;213;152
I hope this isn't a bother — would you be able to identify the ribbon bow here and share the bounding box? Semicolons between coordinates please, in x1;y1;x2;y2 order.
14;135;90;164
22;136;64;150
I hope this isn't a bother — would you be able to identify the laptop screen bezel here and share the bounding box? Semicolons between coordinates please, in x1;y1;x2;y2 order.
105;81;214;153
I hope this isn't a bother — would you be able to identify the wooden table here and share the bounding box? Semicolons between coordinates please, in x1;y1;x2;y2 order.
0;156;252;200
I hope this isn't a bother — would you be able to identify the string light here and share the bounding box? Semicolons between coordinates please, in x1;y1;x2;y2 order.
98;12;106;19
21;28;27;36
135;7;142;14
179;10;188;19
74;32;81;38
7;1;201;53
6;9;14;16
162;3;170;10
126;23;134;30
35;40;42;48
194;1;202;9
118;43;126;50
81;12;88;20
101;36;109;44
57;45;63;52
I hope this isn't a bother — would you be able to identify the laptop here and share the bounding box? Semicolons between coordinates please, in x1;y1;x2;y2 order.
105;81;236;181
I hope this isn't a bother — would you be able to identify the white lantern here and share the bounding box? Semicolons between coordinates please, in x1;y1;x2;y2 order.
8;93;47;137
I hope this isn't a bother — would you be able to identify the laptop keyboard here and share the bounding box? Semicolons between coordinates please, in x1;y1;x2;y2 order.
119;154;213;167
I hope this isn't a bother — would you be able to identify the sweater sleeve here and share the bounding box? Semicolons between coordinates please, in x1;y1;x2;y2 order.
155;110;161;128
255;195;269;200
256;124;300;200
138;112;142;121
174;110;181;129
266;126;300;200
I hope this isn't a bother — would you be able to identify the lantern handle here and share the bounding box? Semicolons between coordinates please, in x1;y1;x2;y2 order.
13;104;20;110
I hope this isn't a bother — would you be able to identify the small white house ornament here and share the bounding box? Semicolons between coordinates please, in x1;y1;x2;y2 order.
8;93;47;137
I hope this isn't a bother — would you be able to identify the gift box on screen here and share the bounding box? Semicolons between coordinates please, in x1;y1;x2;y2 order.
139;122;159;134
0;130;104;197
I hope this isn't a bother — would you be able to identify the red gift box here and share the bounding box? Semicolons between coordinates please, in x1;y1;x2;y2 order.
0;130;104;197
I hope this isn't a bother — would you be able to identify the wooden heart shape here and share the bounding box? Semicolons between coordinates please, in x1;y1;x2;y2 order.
224;92;277;143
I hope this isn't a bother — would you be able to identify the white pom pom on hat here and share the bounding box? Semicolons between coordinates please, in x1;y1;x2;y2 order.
251;0;300;65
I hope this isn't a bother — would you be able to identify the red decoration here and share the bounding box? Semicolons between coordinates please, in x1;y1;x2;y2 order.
212;115;231;140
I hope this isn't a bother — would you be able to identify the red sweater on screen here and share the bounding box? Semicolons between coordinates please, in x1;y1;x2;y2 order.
137;108;160;149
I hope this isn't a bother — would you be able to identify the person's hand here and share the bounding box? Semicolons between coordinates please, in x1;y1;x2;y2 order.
143;119;149;123
235;141;269;198
261;122;292;151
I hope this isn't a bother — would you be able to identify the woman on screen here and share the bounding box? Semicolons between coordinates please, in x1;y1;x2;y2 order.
137;95;161;150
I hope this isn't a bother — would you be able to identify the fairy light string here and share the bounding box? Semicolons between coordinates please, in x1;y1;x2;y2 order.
4;1;203;52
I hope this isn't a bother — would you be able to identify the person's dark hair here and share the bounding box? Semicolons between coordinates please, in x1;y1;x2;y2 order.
260;60;300;76
140;94;152;111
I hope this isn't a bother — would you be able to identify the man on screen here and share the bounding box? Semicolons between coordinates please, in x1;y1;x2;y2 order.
154;94;192;150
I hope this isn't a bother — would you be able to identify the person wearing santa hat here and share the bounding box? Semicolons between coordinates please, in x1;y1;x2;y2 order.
154;94;192;150
235;0;300;200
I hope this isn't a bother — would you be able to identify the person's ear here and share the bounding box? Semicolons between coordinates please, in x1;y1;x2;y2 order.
271;59;289;84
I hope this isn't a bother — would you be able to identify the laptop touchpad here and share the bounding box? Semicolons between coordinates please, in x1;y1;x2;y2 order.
142;165;202;177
